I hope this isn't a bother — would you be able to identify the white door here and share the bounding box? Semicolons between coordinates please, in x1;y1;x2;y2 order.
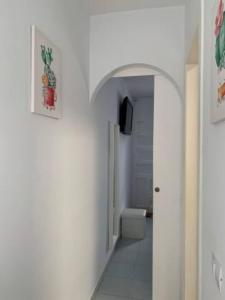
153;75;182;300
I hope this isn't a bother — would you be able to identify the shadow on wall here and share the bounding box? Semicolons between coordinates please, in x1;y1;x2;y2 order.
88;77;133;295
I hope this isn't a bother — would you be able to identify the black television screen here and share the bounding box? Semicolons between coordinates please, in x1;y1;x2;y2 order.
119;97;133;135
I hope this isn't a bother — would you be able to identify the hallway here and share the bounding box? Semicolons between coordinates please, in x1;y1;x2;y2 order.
94;219;153;300
0;0;204;299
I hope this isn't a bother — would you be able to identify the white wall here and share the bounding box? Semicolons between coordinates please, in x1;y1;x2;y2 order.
185;0;201;60
90;0;185;15
199;0;225;299
0;1;94;299
119;133;132;213
90;6;185;100
92;78;132;218
0;2;132;300
131;97;154;210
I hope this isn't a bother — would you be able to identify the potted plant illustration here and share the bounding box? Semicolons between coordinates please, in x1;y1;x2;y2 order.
215;0;225;103
41;45;57;110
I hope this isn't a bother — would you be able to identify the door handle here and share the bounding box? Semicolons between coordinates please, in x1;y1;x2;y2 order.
155;187;160;193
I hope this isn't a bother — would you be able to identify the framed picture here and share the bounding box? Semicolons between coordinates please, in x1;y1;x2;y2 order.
31;26;62;118
212;0;225;122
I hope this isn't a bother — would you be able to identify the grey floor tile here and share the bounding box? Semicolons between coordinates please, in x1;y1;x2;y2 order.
94;293;130;300
95;218;153;300
112;247;138;264
99;277;132;298
105;261;134;279
129;280;152;300
116;239;140;252
133;265;152;282
138;239;153;253
136;251;152;267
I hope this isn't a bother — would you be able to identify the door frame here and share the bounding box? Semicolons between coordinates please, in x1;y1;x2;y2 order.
92;64;185;299
184;64;199;300
183;28;201;300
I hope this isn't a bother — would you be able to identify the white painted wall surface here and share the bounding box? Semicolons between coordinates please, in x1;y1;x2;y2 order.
185;0;201;59
0;2;91;300
200;0;225;299
90;6;185;100
119;133;132;213
0;2;132;300
131;97;154;210
90;0;185;15
93;78;132;219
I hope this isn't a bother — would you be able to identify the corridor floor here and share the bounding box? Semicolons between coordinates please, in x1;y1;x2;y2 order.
94;218;153;300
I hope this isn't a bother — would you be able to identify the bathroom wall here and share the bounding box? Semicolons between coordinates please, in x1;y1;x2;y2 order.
131;97;154;211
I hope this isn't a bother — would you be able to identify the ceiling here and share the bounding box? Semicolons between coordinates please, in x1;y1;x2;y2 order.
90;0;185;15
122;76;154;100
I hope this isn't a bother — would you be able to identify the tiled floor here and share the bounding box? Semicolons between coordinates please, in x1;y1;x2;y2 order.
94;218;153;300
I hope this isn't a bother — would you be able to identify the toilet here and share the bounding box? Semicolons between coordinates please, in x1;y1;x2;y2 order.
121;208;147;239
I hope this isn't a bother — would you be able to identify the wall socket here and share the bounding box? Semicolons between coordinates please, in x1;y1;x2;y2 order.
212;253;224;293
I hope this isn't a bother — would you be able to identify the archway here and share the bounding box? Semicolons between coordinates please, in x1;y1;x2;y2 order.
91;63;184;300
90;63;184;103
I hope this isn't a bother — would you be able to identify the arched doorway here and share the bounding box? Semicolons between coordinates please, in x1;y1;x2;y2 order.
90;63;183;103
91;64;184;300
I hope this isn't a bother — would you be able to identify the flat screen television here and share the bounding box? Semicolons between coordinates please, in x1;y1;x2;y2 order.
119;97;133;135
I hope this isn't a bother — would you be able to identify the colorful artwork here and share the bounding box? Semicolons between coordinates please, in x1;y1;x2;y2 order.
211;0;225;122
41;46;57;110
31;26;62;118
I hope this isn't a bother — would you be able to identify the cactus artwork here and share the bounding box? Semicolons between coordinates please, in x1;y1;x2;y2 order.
41;45;57;110
31;26;61;118
215;0;225;104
